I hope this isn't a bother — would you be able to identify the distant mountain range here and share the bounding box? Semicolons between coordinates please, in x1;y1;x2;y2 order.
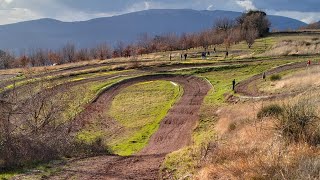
304;21;320;29
0;9;307;52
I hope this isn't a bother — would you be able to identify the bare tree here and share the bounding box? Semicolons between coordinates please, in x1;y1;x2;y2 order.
62;43;76;63
48;50;62;65
123;44;134;57
198;30;212;51
0;50;14;69
0;83;107;169
245;28;259;48
214;17;234;32
18;55;29;67
76;48;90;61
36;49;48;66
114;41;126;57
95;43;111;60
214;18;236;52
137;32;151;54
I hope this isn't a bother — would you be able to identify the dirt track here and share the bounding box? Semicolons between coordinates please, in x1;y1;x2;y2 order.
2;54;310;93
44;74;211;180
235;62;310;97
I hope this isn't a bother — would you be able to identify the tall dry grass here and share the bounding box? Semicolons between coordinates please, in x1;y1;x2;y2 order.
263;66;320;94
262;39;320;57
196;98;320;180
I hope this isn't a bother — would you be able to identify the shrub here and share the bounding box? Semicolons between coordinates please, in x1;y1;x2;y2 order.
276;99;320;145
270;74;281;81
257;104;283;119
305;42;311;46
0;84;110;170
0;132;110;170
228;122;237;131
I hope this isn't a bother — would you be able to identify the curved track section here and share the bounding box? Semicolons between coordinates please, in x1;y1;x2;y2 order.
75;74;211;154
235;62;313;99
47;74;211;180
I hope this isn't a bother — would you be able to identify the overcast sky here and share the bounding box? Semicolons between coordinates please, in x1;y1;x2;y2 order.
0;0;319;25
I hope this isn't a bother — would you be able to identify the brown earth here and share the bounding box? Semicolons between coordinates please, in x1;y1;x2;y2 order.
40;74;211;180
235;62;314;97
47;154;166;180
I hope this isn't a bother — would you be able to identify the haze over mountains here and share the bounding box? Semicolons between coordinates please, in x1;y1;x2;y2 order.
0;9;307;52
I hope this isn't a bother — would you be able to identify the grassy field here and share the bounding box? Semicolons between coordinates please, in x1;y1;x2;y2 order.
108;80;182;155
76;80;183;156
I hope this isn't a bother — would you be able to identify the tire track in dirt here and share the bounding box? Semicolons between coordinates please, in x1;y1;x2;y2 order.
49;74;211;180
2;54;307;93
235;62;320;100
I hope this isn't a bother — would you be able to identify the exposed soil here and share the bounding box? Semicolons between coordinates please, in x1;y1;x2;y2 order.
2;54;311;92
235;62;312;97
42;74;211;180
47;154;166;180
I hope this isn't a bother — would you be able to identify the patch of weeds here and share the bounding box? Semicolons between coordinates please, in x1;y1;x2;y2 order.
76;130;112;155
270;74;282;81
229;122;237;131
257;104;283;119
276;99;320;145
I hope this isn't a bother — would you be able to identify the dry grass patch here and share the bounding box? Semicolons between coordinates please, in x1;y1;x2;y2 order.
262;38;320;57
196;99;320;180
261;66;320;94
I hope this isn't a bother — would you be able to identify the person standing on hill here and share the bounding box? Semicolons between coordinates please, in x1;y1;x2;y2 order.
307;60;311;67
169;54;172;61
262;72;266;81
184;53;187;60
225;51;229;59
201;52;206;59
232;79;236;91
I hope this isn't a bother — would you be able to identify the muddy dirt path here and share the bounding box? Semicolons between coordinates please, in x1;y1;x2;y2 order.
46;74;211;180
235;62;312;97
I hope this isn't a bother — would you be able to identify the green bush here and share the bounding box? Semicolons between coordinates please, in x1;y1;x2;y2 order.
257;104;283;119
276;99;320;145
270;74;282;81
